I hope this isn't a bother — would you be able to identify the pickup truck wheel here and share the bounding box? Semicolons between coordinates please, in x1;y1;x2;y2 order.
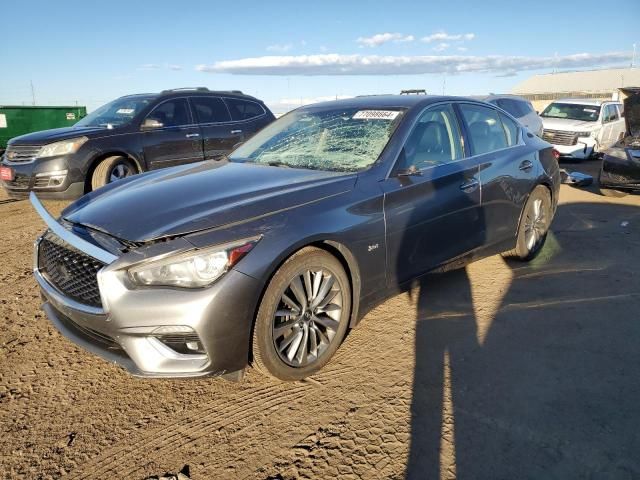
91;156;136;191
252;247;351;381
503;185;552;261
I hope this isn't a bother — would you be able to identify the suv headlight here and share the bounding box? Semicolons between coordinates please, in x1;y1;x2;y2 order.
38;137;88;158
128;237;259;288
575;131;593;138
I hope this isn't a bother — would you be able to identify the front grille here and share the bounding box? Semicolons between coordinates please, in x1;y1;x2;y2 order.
542;129;578;146
4;145;41;163
38;232;106;308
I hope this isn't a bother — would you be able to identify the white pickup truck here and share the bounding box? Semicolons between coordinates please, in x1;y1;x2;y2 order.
540;99;626;160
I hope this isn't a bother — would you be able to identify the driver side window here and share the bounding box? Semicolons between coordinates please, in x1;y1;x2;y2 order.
397;104;463;171
146;99;191;128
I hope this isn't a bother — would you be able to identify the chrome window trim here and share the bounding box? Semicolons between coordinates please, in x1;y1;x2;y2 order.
29;192;118;265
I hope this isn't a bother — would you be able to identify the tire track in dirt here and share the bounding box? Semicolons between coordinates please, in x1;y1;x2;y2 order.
72;382;311;478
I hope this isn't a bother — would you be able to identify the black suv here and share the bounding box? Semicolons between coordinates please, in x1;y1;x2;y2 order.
0;88;275;199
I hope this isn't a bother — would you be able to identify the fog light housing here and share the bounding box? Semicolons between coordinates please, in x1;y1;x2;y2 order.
151;326;205;355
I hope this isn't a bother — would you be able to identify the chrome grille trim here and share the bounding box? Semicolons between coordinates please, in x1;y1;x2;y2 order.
4;145;41;164
30;192;118;265
542;129;578;146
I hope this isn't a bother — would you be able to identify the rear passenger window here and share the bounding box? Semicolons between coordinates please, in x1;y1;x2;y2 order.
225;99;265;121
191;97;231;123
459;104;508;155
398;104;463;171
499;113;520;146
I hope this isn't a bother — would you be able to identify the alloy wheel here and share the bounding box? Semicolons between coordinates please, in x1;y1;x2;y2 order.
524;198;548;252
272;269;344;368
109;163;133;183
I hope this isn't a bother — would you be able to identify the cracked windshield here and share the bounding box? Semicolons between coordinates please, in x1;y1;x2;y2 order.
230;107;405;172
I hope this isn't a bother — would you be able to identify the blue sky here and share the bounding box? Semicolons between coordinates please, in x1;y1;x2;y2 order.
1;0;637;113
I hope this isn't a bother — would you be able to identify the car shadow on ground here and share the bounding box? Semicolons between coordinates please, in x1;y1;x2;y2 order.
405;199;640;479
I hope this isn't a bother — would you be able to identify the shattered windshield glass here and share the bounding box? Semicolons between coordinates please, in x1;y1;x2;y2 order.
229;107;405;172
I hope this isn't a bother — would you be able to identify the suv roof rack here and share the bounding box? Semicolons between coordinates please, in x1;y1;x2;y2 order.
160;87;211;94
160;87;248;96
400;89;427;95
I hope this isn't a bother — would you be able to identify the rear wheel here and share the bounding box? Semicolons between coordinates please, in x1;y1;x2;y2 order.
504;185;552;261
91;155;136;191
252;247;351;381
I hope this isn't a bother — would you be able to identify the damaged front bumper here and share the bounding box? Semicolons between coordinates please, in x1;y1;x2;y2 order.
30;193;260;378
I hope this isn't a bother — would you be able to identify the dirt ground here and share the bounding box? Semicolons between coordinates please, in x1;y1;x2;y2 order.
1;159;639;479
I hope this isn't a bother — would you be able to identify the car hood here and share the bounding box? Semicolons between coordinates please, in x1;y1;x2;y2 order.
62;161;357;243
541;117;598;131
9;126;116;145
620;88;640;137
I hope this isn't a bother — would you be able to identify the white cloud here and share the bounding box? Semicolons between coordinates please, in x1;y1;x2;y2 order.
422;32;475;43
267;95;353;114
196;51;632;76
267;43;293;53
139;63;162;70
432;43;450;52
457;46;468;52
356;33;414;47
139;63;183;71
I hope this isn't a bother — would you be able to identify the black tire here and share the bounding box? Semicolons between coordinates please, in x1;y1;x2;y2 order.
91;155;136;191
503;185;552;261
252;247;351;381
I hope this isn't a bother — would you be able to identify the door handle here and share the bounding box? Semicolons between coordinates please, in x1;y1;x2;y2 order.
185;133;200;138
230;129;243;134
519;160;533;171
460;178;479;192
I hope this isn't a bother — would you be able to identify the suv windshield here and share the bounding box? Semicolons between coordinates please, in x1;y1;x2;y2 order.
75;96;155;128
540;103;601;122
229;107;405;172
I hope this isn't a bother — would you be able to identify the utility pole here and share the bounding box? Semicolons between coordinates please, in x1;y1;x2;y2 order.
632;43;637;69
30;80;36;106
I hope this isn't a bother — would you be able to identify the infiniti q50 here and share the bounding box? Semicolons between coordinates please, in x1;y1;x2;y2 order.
31;95;560;381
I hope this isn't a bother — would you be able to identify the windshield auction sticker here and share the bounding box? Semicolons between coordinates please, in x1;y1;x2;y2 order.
353;110;400;120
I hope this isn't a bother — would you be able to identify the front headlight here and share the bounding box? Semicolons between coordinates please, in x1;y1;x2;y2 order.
128;237;259;288
38;137;88;158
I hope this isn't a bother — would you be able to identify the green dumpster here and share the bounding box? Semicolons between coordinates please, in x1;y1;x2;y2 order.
0;105;87;153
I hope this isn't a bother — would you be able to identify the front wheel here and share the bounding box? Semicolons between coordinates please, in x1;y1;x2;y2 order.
91;155;137;191
252;247;351;381
504;185;552;261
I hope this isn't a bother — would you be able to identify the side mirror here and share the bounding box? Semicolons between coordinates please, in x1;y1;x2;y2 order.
141;118;164;130
397;165;422;177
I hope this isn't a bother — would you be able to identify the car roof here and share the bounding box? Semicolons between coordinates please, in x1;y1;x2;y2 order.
301;94;485;111
119;89;263;103
474;94;530;102
550;98;620;106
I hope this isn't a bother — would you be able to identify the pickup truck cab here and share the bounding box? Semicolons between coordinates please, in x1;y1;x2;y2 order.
540;99;625;160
